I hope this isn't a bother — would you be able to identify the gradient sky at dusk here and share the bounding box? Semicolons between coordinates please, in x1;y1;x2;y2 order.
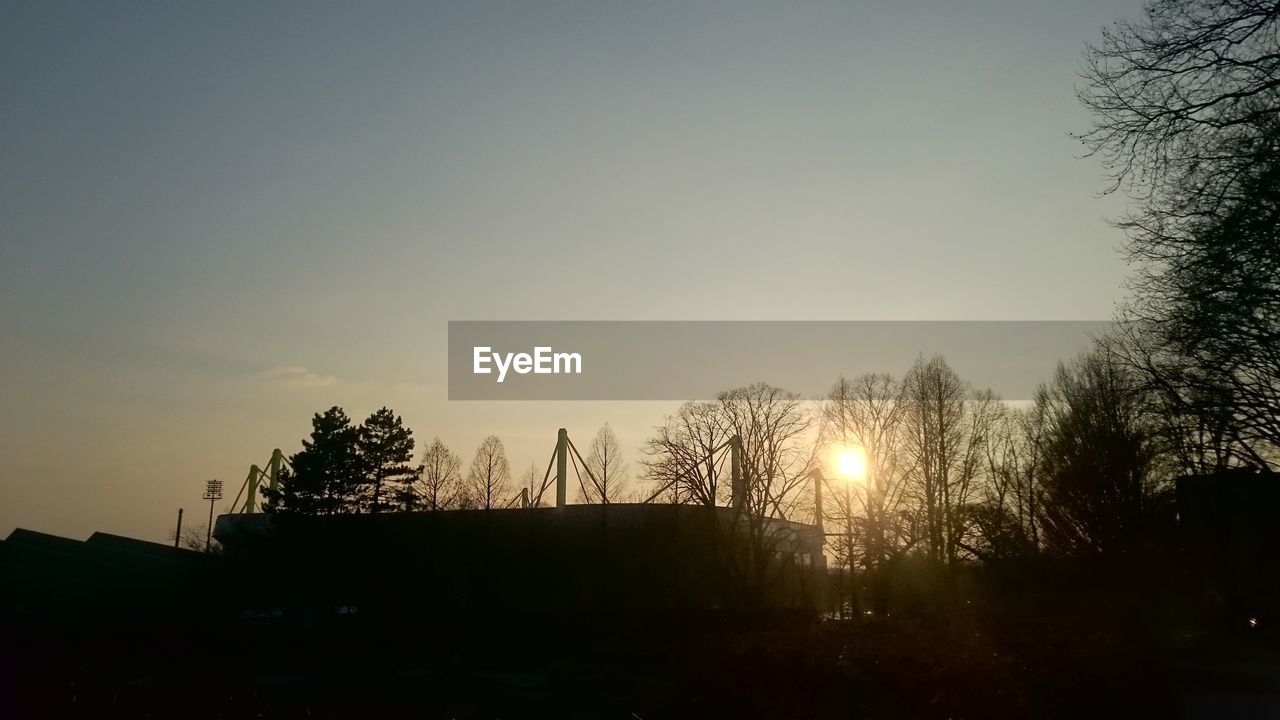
1;1;1142;541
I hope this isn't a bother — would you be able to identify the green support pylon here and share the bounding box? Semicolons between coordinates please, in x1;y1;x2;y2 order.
556;428;568;508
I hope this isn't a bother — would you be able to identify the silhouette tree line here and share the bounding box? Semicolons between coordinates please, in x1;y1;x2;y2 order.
256;0;1278;617
263;410;629;513
1079;0;1280;472
820;349;1174;612
257;346;1176;611
261;407;417;514
631;348;1173;614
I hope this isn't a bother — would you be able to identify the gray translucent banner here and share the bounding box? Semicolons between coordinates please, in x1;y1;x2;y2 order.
448;321;1111;401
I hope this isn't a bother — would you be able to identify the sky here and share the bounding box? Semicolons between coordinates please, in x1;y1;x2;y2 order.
1;1;1143;542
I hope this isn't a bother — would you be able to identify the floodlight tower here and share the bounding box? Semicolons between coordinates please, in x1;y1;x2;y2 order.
202;479;223;552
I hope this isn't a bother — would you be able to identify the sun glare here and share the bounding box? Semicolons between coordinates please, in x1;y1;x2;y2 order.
835;446;867;481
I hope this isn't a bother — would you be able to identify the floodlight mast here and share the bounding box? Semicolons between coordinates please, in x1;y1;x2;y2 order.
202;478;223;552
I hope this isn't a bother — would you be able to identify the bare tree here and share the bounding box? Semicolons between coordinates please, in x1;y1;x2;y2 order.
821;373;919;614
643;387;814;516
1035;348;1170;558
974;403;1048;559
899;356;999;579
719;383;816;520
642;400;731;506
1112;181;1280;469
1112;325;1243;473
656;386;815;596
953;389;1004;561
1080;0;1280;468
720;384;817;604
1078;0;1280;211
519;461;545;507
171;522;219;553
642;383;817;606
416;437;463;511
580;423;629;504
467;435;512;510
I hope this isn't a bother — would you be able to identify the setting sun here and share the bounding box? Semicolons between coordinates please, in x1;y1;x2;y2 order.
834;446;867;481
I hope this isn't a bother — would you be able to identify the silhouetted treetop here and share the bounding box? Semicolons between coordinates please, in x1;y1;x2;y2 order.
359;407;417;512
1079;0;1280;208
263;406;363;515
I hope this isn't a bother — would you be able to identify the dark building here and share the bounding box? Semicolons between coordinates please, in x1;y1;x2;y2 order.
0;529;215;715
214;503;827;619
1176;469;1280;630
2;504;825;715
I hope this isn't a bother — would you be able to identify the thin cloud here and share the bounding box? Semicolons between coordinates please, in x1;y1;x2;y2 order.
254;366;338;389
